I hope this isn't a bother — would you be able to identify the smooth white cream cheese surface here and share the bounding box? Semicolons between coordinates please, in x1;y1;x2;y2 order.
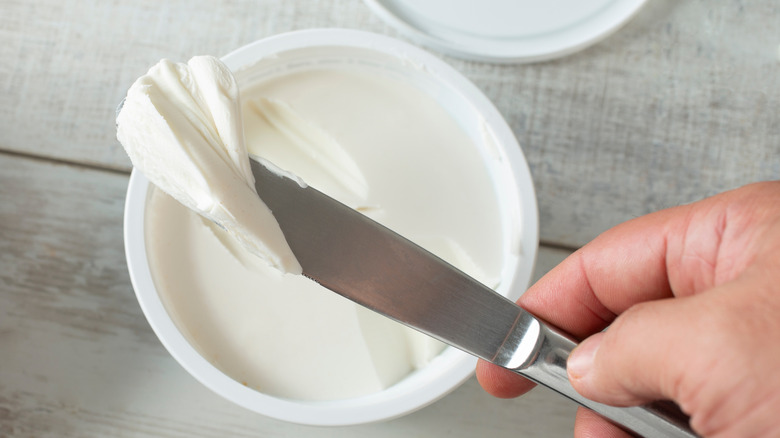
142;63;506;400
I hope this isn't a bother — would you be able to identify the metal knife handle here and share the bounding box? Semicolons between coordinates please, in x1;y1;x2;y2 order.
515;323;698;438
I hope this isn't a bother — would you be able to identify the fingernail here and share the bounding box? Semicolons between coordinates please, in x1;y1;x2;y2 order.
568;332;604;380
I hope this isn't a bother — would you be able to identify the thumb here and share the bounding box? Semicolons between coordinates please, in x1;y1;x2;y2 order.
564;276;780;438
565;296;708;409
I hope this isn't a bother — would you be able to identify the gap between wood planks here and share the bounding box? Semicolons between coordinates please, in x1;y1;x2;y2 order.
0;148;582;253
0;148;130;176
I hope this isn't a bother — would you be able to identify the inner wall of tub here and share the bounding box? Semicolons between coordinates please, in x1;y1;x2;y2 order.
234;46;523;290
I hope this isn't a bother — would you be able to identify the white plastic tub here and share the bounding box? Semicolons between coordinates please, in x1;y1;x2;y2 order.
123;29;538;426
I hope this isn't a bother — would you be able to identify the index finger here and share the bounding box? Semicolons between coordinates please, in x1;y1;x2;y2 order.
522;205;683;339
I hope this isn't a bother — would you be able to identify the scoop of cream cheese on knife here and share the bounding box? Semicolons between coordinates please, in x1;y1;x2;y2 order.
116;56;301;274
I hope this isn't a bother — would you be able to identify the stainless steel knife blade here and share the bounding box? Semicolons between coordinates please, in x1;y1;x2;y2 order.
249;158;697;438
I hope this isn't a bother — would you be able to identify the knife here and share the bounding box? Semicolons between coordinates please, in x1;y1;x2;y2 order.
249;158;697;438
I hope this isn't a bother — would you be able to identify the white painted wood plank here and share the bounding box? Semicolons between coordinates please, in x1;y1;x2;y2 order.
0;0;391;171
1;1;778;248
460;0;780;245
0;154;575;437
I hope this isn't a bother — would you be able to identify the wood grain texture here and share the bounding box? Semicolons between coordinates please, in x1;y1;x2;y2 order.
457;0;780;246
1;1;777;434
0;153;575;436
1;0;778;248
0;0;391;171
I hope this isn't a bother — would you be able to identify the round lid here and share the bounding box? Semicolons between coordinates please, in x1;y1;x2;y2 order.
363;0;648;63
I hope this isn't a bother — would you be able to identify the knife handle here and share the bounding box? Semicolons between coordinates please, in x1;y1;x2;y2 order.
515;324;699;438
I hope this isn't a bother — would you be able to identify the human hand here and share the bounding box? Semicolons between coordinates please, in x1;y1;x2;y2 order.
477;182;780;438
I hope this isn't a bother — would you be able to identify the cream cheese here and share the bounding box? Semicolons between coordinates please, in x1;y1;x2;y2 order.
117;56;301;274
135;59;506;401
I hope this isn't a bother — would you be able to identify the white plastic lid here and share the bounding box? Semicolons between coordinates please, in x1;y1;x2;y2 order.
363;0;648;63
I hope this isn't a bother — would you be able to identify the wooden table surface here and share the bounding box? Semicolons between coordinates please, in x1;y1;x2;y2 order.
1;1;777;436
